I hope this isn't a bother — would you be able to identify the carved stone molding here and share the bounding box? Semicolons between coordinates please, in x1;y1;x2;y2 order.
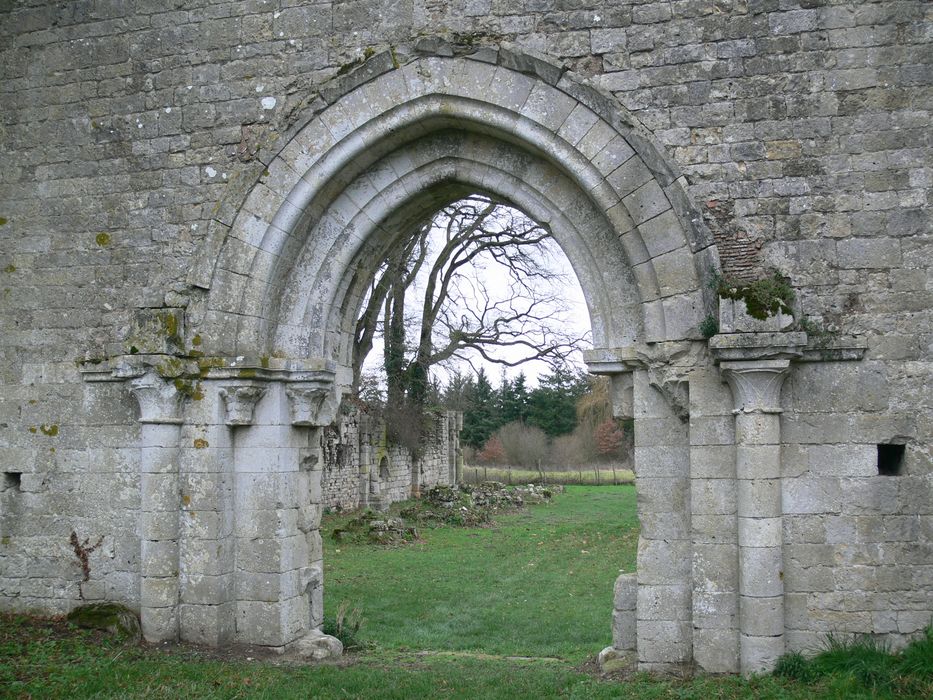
219;384;266;426
286;383;339;427
129;370;185;424
648;374;690;421
719;360;791;414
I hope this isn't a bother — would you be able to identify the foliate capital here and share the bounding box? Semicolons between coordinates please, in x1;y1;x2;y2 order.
285;383;339;427
719;359;791;414
129;370;185;424
219;384;266;426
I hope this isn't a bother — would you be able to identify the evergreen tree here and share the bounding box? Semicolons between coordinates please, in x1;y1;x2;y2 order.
442;370;475;412
527;366;588;437
499;371;530;425
461;368;500;449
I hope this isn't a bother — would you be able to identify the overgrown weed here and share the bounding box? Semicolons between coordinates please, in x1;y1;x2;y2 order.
774;625;933;697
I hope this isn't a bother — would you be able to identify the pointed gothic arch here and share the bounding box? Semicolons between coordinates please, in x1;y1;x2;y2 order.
122;45;756;674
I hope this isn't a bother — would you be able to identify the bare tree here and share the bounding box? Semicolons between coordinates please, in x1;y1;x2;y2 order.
352;195;585;443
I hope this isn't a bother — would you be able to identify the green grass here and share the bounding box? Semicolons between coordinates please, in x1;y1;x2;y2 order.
2;485;931;699
774;628;933;698
0;617;830;700
462;466;634;485
323;485;638;662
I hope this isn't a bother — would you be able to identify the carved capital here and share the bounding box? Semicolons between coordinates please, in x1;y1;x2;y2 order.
720;360;791;414
219;384;266;426
647;374;690;421
129;370;184;424
286;383;339;427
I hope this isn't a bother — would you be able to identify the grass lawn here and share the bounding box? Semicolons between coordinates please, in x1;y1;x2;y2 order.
323;484;638;661
2;485;930;699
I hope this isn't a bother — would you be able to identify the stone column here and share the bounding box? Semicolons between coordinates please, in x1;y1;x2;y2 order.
231;381;314;648
688;368;739;673
176;382;257;645
284;380;343;660
585;349;641;670
720;359;791;674
130;370;185;642
633;369;693;672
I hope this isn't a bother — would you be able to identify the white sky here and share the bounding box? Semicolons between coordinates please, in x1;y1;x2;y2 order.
360;201;592;390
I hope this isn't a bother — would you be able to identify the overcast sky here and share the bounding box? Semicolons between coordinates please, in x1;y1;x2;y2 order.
360;201;591;390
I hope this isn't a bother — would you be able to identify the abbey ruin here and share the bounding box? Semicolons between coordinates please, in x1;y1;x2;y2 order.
0;0;930;676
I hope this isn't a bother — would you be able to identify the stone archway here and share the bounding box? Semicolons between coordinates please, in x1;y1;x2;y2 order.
113;44;753;672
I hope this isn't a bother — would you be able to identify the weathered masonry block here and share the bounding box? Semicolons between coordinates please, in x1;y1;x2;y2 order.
1;2;931;674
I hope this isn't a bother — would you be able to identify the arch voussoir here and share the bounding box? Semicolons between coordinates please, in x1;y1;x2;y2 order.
200;74;713;355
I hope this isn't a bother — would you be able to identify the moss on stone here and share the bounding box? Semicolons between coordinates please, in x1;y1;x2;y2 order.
157;357;185;377
173;378;204;401
159;311;183;348
197;356;226;378
718;272;795;321
67;603;140;642
39;424;59;437
95;232;111;246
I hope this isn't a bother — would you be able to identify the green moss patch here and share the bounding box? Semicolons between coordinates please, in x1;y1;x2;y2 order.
718;272;795;320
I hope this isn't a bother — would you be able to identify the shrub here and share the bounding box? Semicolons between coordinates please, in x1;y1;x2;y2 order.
718;272;795;320
496;421;549;468
477;435;506;463
699;314;718;338
594;418;625;459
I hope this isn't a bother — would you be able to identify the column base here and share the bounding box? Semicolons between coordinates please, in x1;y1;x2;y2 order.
598;646;637;673
141;605;178;643
290;630;343;661
740;633;784;675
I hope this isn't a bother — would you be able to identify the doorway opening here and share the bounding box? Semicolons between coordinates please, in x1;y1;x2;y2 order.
321;193;639;661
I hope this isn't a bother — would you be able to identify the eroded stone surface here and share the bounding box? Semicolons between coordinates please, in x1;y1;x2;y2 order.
0;3;930;677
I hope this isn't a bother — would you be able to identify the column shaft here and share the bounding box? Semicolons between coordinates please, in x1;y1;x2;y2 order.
128;369;186;645
720;359;790;674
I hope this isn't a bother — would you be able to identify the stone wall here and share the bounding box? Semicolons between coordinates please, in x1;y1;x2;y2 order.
319;406;460;512
0;0;929;672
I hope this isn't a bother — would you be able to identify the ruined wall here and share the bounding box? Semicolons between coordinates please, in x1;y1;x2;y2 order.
0;0;930;664
320;406;459;512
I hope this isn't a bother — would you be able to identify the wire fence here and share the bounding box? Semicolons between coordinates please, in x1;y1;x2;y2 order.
461;465;634;486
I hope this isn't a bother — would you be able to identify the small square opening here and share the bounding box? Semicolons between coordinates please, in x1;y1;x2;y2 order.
2;472;22;491
877;444;905;476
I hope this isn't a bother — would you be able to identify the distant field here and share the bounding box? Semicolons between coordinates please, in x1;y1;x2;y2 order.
462;465;635;485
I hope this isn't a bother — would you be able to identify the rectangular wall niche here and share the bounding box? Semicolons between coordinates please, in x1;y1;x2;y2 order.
2;472;21;491
877;443;906;476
